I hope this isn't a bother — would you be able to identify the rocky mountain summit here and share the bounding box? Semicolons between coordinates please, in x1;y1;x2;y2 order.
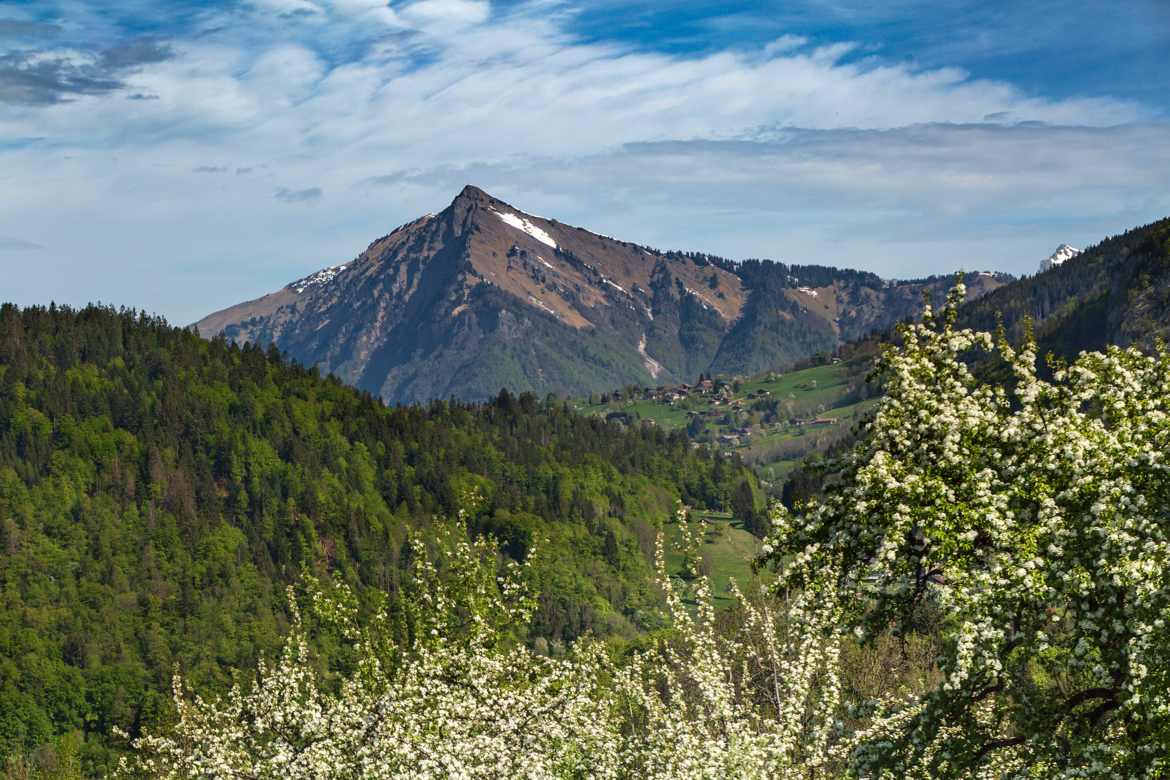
197;186;1010;403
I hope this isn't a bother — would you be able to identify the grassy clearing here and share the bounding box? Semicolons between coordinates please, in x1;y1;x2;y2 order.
619;400;690;429
664;511;764;609
754;459;801;485
822;397;879;420
740;363;848;400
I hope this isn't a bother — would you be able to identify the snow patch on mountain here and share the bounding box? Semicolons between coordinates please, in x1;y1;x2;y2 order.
290;263;349;294
1039;244;1082;273
683;286;713;310
528;295;559;318
493;210;557;249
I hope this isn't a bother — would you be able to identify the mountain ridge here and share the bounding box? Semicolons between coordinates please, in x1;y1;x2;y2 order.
196;186;1012;403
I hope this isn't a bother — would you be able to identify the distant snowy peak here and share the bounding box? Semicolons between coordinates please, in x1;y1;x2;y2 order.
1039;244;1082;273
289;263;349;294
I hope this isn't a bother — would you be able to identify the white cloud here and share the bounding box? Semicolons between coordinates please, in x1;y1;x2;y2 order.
329;0;403;25
401;0;491;28
763;35;809;57
248;0;323;16
246;44;326;102
357;122;1170;266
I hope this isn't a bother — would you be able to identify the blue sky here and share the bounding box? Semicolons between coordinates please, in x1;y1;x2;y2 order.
1;0;1168;324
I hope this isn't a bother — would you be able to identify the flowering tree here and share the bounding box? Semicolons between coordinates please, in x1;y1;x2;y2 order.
762;283;1170;777
117;527;619;779
118;514;854;779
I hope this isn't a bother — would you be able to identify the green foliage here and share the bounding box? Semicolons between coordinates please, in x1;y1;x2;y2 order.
730;474;767;536
0;303;752;772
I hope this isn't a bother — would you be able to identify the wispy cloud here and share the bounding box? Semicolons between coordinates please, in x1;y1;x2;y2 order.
400;0;490;29
359;121;1170;271
0;235;44;250
274;186;322;203
763;35;809;56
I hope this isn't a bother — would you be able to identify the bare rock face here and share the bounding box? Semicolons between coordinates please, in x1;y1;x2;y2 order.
196;186;1010;403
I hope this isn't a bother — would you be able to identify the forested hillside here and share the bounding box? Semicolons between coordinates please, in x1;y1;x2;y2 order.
0;304;753;773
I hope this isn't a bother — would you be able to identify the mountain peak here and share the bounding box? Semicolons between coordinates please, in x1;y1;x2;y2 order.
1039;243;1082;273
447;184;512;223
454;184;492;204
